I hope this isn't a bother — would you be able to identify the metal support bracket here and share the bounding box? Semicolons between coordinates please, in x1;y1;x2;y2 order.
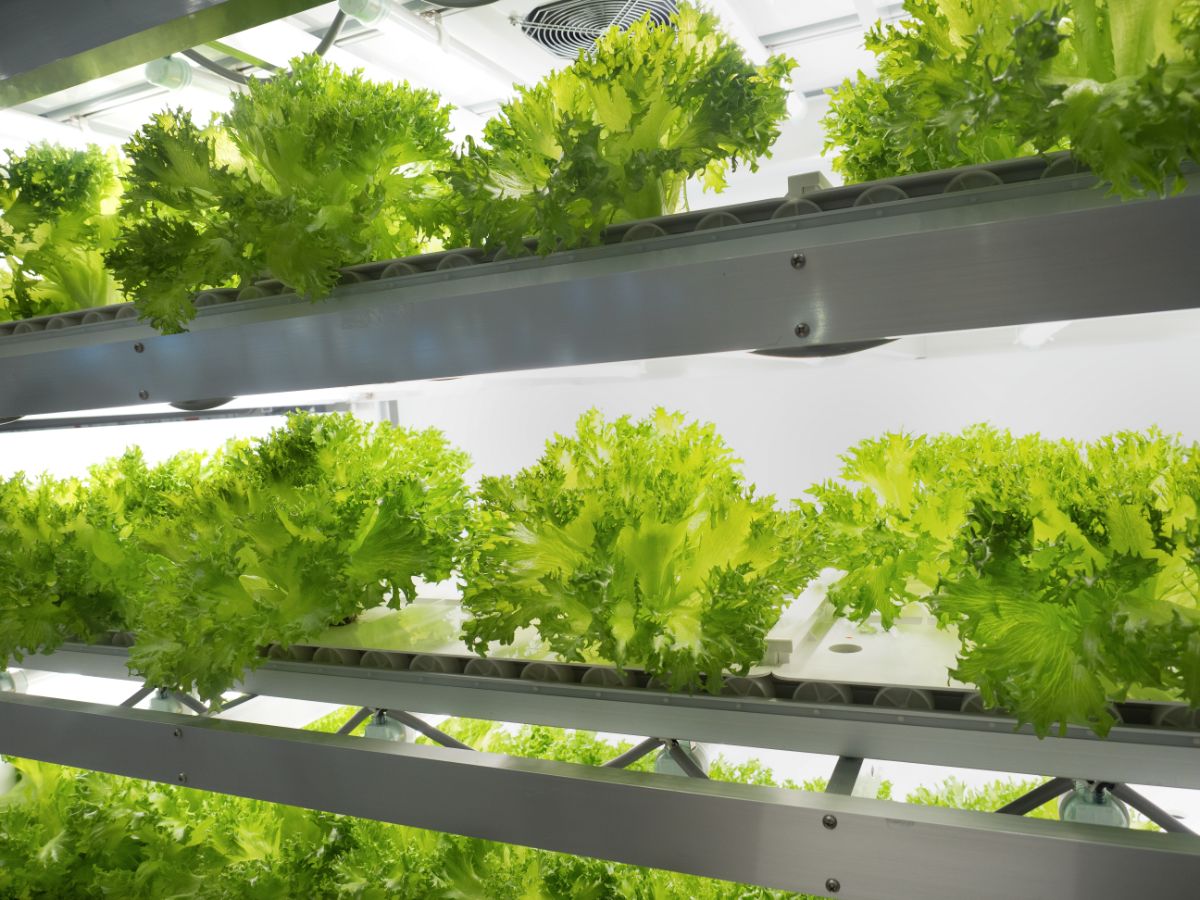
825;756;864;796
604;737;664;769
381;709;472;750
663;739;709;780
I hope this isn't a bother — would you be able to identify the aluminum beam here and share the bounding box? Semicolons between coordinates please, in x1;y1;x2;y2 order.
0;0;322;107
0;402;349;432
0;692;1196;900
1;175;1197;418
22;647;1200;790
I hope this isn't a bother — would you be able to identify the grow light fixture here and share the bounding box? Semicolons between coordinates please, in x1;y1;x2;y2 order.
1016;320;1071;348
144;55;193;91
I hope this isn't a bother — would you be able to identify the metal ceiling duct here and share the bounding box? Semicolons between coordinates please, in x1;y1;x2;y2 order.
0;0;324;108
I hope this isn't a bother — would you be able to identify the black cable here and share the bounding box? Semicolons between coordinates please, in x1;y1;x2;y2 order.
315;10;348;56
182;49;251;86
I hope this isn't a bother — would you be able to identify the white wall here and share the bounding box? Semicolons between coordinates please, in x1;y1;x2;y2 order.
352;309;1200;502
7;310;1200;491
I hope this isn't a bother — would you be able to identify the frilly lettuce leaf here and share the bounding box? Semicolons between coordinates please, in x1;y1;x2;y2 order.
823;0;1200;196
810;425;1200;736
460;408;810;690
451;3;795;254
0;143;125;322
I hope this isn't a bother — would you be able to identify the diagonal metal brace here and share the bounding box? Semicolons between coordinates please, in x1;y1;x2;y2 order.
336;707;374;735
169;691;209;715
996;777;1074;816
383;710;473;751
1109;784;1195;835
664;739;708;779
603;737;664;769
119;685;155;708
203;693;257;717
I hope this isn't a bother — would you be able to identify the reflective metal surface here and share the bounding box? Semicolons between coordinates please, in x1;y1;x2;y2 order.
0;0;322;106
1;169;1196;418
0;692;1196;900
23;645;1200;790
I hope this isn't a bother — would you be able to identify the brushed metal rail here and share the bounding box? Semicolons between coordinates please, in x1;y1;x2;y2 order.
19;645;1200;790
0;692;1196;900
3;166;1196;417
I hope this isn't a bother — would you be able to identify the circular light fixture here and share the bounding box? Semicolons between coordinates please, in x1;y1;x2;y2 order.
339;0;388;26
144;56;193;91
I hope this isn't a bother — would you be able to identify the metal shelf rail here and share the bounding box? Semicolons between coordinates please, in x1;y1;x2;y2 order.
17;642;1200;791
1;159;1197;417
1;663;1198;900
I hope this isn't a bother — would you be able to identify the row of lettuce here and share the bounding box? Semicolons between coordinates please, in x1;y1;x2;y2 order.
0;711;1074;899
2;409;1199;738
3;1;1198;332
0;5;792;333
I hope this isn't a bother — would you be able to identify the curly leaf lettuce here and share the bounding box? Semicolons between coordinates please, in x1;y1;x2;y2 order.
0;143;125;322
124;412;471;702
823;0;1200;196
810;426;1200;736
108;57;455;333
222;55;454;297
461;409;809;690
452;3;794;253
103;109;246;333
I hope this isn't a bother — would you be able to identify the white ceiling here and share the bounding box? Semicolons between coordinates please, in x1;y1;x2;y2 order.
2;1;907;196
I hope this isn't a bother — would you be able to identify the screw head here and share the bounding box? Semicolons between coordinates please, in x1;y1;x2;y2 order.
825;878;841;893
795;323;811;338
177;772;187;784
133;342;145;353
790;252;806;269
172;728;182;738
138;389;150;401
822;814;837;830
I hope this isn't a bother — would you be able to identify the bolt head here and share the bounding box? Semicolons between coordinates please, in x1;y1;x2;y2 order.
133;342;145;353
790;252;807;269
822;814;837;830
172;728;182;738
795;323;811;338
138;389;150;401
826;878;841;893
177;773;187;784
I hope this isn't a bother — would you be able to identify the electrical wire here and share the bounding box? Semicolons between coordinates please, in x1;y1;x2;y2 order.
315;10;348;56
182;49;251;86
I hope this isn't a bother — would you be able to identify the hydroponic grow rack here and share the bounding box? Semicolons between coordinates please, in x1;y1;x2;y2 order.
1;158;1199;899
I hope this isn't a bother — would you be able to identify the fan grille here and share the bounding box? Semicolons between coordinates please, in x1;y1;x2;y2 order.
518;0;678;60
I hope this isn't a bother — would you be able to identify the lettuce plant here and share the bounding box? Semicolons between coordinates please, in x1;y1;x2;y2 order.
0;475;89;665
460;409;809;690
810;426;1200;735
452;3;794;253
124;412;472;702
107;56;455;333
102;109;246;333
0;143;125;321
823;0;1200;196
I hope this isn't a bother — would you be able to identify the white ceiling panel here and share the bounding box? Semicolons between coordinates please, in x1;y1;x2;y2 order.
85;80;235;135
785;29;876;94
737;0;862;35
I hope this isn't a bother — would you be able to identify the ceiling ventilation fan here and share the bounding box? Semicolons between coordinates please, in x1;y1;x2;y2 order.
513;0;679;59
